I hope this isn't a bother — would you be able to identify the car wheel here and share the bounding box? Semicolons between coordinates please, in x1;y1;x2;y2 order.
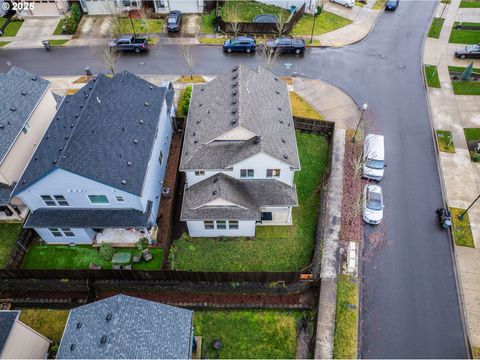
227;48;232;53
295;48;301;54
344;3;349;6
134;47;141;53
246;48;251;53
460;54;466;59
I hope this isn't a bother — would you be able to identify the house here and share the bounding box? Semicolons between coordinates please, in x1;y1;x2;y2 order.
180;65;300;237
12;71;175;245
57;294;194;359
0;67;58;221
0;310;51;359
15;0;70;16
79;0;202;15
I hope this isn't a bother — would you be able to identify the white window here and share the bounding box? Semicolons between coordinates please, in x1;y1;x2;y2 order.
41;195;56;207
240;169;254;178
54;195;69;206
266;169;281;178
88;195;109;204
22;122;30;135
159;151;163;166
115;196;124;202
61;228;75;237
195;171;205;176
229;221;239;229
48;228;62;237
204;220;214;229
216;220;227;230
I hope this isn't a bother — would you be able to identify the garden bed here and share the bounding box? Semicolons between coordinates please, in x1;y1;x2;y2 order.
450;207;475;248
436;130;455;153
170;131;330;272
464;128;480;161
449;66;480;95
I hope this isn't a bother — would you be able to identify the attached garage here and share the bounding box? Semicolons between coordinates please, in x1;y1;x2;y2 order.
20;0;68;16
167;0;202;13
79;0;142;15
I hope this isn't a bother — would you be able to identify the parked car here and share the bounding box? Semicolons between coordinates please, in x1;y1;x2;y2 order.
265;37;306;54
167;10;182;32
363;184;384;225
108;36;148;53
330;0;354;7
223;36;256;53
455;44;480;59
385;0;399;10
363;134;385;181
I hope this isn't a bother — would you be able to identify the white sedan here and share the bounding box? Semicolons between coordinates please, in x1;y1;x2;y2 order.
363;184;384;225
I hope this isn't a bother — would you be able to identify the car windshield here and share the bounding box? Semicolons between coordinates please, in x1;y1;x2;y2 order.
168;17;176;24
367;191;383;211
366;159;384;169
466;45;480;51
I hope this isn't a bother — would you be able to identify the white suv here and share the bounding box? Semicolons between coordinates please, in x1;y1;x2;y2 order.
330;0;355;7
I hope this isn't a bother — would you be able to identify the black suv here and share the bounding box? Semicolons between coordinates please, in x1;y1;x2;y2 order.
265;37;306;54
167;11;182;32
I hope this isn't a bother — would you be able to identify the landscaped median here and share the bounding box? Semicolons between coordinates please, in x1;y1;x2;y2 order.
450;208;475;248
428;18;445;39
436;130;456;153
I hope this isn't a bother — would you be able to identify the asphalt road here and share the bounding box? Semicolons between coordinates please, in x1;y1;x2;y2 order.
0;2;468;358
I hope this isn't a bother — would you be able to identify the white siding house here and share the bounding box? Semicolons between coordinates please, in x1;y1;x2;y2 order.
13;72;175;245
180;65;300;237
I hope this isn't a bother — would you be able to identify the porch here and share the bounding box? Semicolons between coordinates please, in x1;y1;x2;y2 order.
257;207;293;226
94;228;155;247
0;205;28;222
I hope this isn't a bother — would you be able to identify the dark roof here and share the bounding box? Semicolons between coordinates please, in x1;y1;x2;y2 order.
181;173;298;221
0;184;13;205
0;311;19;356
0;67;50;164
180;65;300;171
24;206;152;228
13;72;171;196
57;295;193;359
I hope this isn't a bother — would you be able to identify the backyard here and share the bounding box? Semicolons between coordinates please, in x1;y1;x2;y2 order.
170;131;330;272
21;244;163;270
0;223;22;268
464;128;480;161
193;310;307;359
19;309;69;344
449;22;480;44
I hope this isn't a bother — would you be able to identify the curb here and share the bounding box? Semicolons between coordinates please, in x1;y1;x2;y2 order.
421;3;473;358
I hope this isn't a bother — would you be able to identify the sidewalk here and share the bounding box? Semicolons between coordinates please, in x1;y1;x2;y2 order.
423;0;480;349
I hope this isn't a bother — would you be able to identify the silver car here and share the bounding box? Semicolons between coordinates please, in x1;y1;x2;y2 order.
363;184;384;225
330;0;355;7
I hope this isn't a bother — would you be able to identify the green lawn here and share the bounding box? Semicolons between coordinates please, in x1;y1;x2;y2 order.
291;11;352;36
199;37;226;44
372;0;387;10
170;131;329;271
220;0;288;22
449;22;480;44
464;127;480;141
0;41;9;47
201;10;217;34
436;130;455;153
1;21;23;37
333;275;359;360
289;92;324;120
0;223;22;268
53;19;66;35
194;310;305;359
428;18;445;39
449;66;480;95
450;208;475;248
22;244;163;270
460;0;480;7
425;65;441;88
116;18;164;35
48;39;69;46
19;309;69;343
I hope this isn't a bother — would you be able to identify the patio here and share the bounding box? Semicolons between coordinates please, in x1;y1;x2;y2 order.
95;228;153;247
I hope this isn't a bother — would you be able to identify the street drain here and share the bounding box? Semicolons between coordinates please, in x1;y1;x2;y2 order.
379;54;387;59
138;62;145;66
398;64;406;69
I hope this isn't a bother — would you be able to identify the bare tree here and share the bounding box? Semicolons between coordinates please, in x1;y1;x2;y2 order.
97;42;120;76
183;45;194;80
224;2;241;37
258;45;281;71
275;12;289;37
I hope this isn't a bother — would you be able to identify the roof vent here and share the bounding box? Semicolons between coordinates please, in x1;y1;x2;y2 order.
232;66;238;72
76;322;82;329
21;91;27;96
232;90;237;96
199;103;203;107
22;180;26;184
46;135;50;139
207;110;211;114
59;146;64;151
231;119;236;125
10;107;16;112
133;139;138;144
121;179;127;185
283;154;288;160
75;113;79;118
106;313;112;321
213;178;218;183
144;102;149;106
0;124;4;129
231;100;237;105
274;77;279;81
254;136;260;144
66;98;70;103
70;344;76;351
70;124;75;128
194;140;198;144
196;120;201;124
34;156;39;160
232;81;238;87
231;108;236;114
127;161;132;166
212;190;217;196
53;159;58;164
279;119;283;124
281;137;286;143
84;94;88;99
65;134;69;140
80;104;84;108
31;76;37;81
139;120;144;124
100;335;107;344
122;127;126;132
275;90;280;95
89;85;93;90
149;85;153;89
288;122;291;127
277;107;282;111
192;132;196;136
56;116;60;121
232;74;238;80
200;88;205;92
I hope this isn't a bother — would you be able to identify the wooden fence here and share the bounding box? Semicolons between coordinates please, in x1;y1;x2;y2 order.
6;229;36;269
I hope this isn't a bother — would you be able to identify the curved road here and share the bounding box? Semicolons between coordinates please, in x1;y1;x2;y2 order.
0;1;467;357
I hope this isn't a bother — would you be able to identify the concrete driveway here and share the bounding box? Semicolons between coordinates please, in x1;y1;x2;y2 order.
76;16;112;38
14;17;61;39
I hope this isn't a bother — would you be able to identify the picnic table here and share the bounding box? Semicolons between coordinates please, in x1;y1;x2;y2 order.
111;252;131;265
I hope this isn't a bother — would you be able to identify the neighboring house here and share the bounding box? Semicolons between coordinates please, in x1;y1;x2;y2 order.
0;310;51;359
0;67;58;221
180;65;300;237
16;0;70;16
79;0;202;15
57;294;194;359
12;72;175;245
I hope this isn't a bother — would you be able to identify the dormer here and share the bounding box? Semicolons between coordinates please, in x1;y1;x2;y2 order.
208;126;258;143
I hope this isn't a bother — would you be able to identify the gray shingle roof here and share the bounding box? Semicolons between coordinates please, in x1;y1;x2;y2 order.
0;311;19;356
13;72;171;197
181;173;298;221
179;65;300;171
24;206;152;228
0;184;13;205
0;67;50;164
57;295;193;359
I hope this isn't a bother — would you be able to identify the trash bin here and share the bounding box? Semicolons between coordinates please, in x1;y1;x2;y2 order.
84;66;92;76
41;40;50;50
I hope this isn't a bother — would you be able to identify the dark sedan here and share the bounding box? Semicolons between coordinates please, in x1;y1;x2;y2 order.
167;11;182;32
223;37;256;53
455;44;480;59
265;37;306;54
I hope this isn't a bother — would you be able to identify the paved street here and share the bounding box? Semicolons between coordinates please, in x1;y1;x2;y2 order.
0;1;468;358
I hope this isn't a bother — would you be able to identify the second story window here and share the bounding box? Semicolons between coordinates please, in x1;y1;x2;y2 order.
41;195;56;207
195;171;205;176
240;169;254;178
88;195;109;205
266;169;281;178
54;195;69;206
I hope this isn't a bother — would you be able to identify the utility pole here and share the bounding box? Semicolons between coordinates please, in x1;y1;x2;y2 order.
352;103;368;143
310;5;322;44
